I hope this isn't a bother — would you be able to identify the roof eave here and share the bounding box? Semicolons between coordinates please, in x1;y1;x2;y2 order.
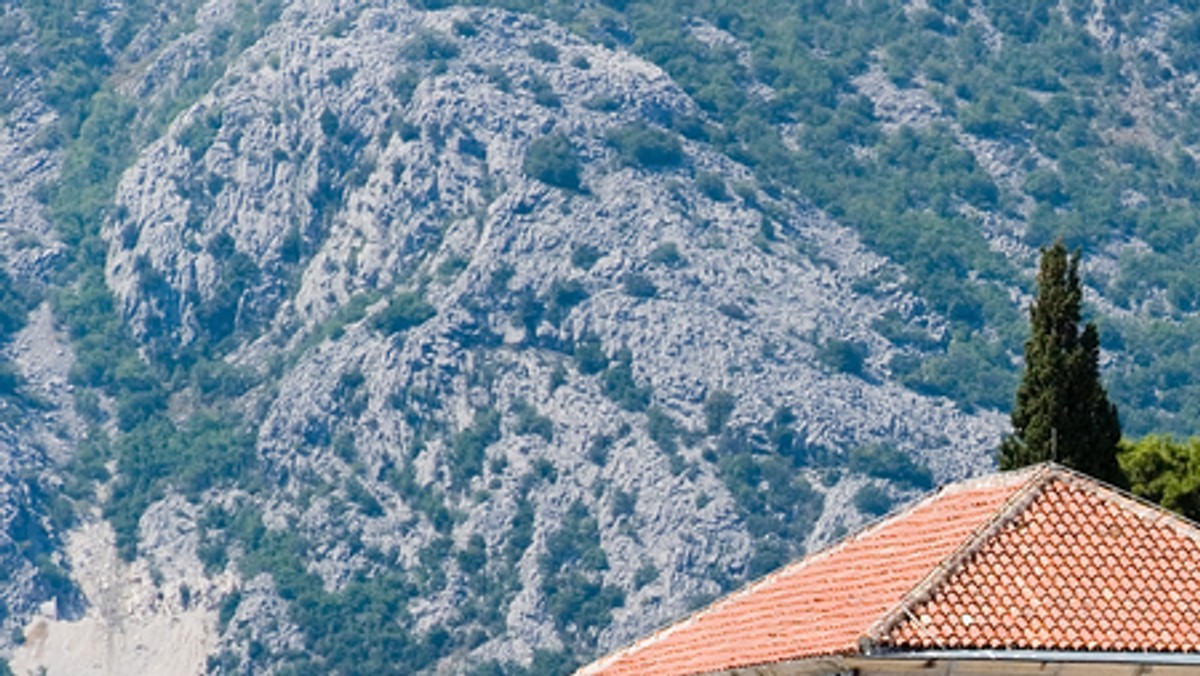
841;650;1200;675
719;649;1200;676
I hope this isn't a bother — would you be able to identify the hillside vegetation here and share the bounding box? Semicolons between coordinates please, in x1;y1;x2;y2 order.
2;1;1200;674
474;0;1200;434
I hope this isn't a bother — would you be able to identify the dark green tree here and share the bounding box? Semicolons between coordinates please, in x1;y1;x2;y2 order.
524;134;581;190
1000;240;1122;484
1119;435;1200;521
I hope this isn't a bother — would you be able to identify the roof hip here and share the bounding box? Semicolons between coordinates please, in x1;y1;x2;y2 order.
860;463;1057;653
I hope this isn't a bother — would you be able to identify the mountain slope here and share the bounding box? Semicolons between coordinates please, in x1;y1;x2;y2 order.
4;0;1200;673
485;0;1200;434
88;3;1001;671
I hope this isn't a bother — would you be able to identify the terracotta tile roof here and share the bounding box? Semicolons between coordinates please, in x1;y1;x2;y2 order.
578;468;1035;675
578;464;1200;676
879;473;1200;652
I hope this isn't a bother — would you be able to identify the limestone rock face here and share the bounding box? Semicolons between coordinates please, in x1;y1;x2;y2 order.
2;0;1011;672
96;2;1005;668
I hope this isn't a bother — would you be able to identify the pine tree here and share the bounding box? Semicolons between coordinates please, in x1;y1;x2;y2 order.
1000;240;1122;484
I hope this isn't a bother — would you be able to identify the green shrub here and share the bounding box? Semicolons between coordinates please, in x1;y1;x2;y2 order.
327;66;355;87
545;278;588;324
177;109;222;161
849;443;933;490
611;489;637;518
696;171;729;201
767;406;813;466
105;412;257;559
450;408;502;486
512;399;554;441
601;349;651;412
195;251;262;352
703;390;736;435
717;451;823;578
733;181;759;204
607;123;684;170
372;291;436;334
573;336;609;375
487;263;515;297
457;534;487;573
527;40;559;62
645;406;678;454
818;339;868;376
345;478;384;517
540;502;624;644
587;435;614;466
437;255;470;279
622;273;657;299
514;288;545;336
0;362;20;398
524;134;580;190
583;96;621;112
533;457;558;483
0;264;36;402
526;74;561;108
457;134;487;160
389;70;422;104
1023;168;1067;205
0;266;34;343
319;108;340;137
217;590;241;632
571;243;603;270
633;563;658;589
505;498;535;565
198;533;228;574
453;20;477;37
648;242;683;268
403;31;460;60
51;89;136;250
548;363;567;391
872;310;943;351
901;334;1017;412
717;303;749;321
227;509;451;673
853;483;894;516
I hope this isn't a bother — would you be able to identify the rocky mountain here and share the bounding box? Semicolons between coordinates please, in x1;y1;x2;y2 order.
1;0;1199;673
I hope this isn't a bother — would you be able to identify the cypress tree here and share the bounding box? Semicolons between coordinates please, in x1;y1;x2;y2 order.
999;240;1122;484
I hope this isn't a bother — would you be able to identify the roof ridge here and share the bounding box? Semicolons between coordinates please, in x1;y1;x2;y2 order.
859;462;1059;653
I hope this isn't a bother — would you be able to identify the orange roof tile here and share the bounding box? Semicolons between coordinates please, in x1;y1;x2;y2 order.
579;468;1035;675
878;472;1200;653
578;464;1200;676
